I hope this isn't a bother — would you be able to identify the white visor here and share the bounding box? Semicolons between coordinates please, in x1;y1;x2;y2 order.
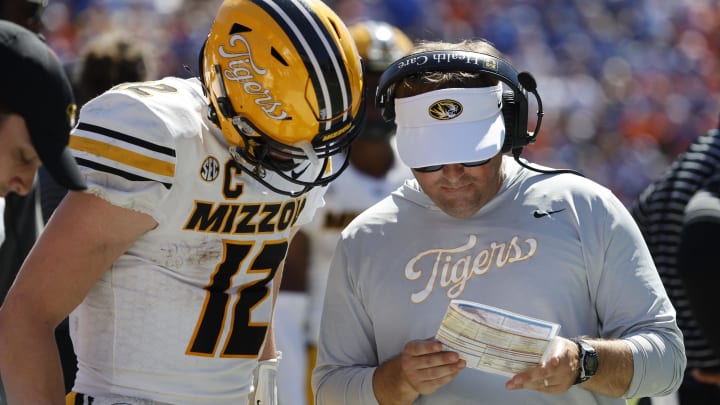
394;85;505;168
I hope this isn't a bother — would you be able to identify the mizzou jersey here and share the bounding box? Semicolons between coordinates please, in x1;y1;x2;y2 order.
67;77;326;405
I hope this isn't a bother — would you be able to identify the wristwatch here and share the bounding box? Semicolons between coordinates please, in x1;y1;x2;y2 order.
572;338;599;384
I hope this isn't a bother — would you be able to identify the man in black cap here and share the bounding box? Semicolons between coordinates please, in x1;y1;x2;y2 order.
0;6;83;403
0;0;85;288
0;21;85;193
0;16;86;268
0;0;69;286
0;0;50;279
0;20;86;401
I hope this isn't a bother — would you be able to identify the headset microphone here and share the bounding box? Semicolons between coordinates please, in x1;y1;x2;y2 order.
512;71;583;177
517;71;537;90
516;71;543;148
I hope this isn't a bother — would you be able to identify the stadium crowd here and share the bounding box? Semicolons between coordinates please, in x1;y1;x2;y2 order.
37;0;720;206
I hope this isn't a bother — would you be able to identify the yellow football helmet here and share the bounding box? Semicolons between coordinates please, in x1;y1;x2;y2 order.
348;20;413;73
349;20;412;140
202;0;365;196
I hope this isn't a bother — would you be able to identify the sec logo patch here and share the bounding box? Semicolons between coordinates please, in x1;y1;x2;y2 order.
200;156;220;182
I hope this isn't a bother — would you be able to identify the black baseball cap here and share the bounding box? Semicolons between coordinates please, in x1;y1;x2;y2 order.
0;20;86;190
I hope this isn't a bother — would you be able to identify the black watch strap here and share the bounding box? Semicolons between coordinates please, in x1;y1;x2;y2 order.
572;338;599;385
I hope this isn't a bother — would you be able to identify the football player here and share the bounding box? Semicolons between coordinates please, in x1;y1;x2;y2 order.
0;1;364;404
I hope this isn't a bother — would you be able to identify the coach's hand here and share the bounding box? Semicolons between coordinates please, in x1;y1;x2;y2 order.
372;338;465;405
506;337;578;394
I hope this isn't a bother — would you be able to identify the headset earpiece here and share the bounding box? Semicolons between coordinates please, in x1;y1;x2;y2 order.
501;91;518;152
500;90;531;152
379;88;396;123
375;50;542;153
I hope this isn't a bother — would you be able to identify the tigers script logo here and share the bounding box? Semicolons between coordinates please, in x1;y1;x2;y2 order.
405;235;537;303
218;34;288;120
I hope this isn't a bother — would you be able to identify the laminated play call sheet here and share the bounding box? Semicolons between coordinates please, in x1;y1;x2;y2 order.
435;300;561;377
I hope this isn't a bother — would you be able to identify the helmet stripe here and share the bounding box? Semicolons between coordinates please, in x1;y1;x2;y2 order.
289;0;352;128
251;0;352;133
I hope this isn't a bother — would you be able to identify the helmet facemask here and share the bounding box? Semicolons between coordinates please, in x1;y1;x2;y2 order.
223;98;366;196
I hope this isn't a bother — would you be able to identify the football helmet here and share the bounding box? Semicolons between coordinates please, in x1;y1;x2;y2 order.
349;20;412;140
349;20;413;73
202;0;365;196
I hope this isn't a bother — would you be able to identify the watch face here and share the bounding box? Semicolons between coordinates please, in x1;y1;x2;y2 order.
585;352;599;375
574;339;599;382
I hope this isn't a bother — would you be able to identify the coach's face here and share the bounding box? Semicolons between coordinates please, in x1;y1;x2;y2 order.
412;154;504;218
395;81;506;219
0;113;41;196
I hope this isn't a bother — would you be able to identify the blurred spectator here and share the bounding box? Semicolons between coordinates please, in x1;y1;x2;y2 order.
41;0;220;78
39;30;153;223
72;31;152;105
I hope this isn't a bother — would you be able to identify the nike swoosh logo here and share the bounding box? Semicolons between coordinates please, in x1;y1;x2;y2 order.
533;208;566;218
290;164;309;180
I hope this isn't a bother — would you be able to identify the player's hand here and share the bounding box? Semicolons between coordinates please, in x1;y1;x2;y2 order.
690;368;720;386
398;338;466;396
505;337;578;394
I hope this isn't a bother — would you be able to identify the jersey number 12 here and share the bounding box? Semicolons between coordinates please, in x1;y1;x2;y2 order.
186;239;288;357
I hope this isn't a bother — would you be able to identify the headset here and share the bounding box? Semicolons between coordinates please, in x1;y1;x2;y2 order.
375;49;584;176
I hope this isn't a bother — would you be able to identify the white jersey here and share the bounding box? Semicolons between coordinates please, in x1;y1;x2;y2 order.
68;77;326;405
303;145;412;344
314;157;685;404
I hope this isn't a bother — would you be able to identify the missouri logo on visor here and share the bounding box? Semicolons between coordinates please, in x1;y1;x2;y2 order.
429;99;463;120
